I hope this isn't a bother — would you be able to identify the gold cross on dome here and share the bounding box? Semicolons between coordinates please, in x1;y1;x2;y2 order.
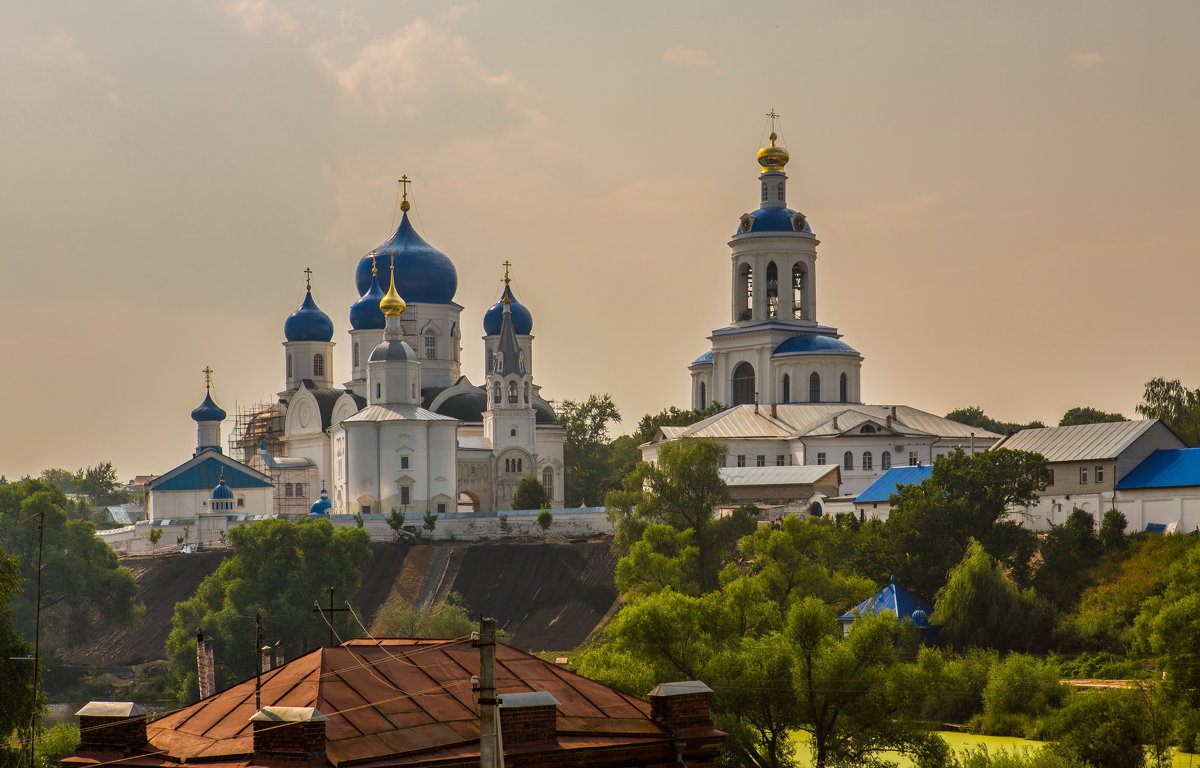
502;260;512;285
766;109;780;128
304;267;313;290
399;175;411;201
203;366;214;392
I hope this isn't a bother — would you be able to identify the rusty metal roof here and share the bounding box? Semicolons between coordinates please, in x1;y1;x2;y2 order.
146;639;671;766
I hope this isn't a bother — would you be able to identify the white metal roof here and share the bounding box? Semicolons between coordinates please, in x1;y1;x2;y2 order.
341;404;458;423
993;420;1163;463
718;465;840;486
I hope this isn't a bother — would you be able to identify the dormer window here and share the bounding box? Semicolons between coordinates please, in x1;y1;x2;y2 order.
861;425;876;434
792;213;807;231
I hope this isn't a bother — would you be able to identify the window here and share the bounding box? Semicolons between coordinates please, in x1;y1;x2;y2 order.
809;372;821;402
524;382;530;404
732;362;756;405
313;353;324;377
756;455;766;467
237;497;244;508
1080;467;1088;484
843;451;854;470
737;455;746;467
510;427;517;437
908;451;919;466
792;263;806;319
424;330;436;360
508;381;518;403
863;451;873;470
776;455;785;466
437;503;446;515
766;261;779;319
400;456;409;469
353;343;359;367
361;504;372;515
782;374;791;403
376;382;381;400
1095;465;1104;483
816;452;826;465
839;373;848;403
698;381;707;409
776;181;784;199
284;484;294;497
542;467;554;499
881;451;892;470
1048;469;1055;485
286;354;293;379
294;483;305;497
493;382;501;403
738;263;753;320
400;486;411;505
861;425;876;434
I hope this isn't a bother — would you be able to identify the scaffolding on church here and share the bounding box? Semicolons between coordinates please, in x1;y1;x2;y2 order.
228;400;284;465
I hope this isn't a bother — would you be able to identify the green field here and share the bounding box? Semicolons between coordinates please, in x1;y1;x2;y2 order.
793;731;1200;767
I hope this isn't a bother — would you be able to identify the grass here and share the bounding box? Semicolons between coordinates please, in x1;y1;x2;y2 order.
793;731;1200;767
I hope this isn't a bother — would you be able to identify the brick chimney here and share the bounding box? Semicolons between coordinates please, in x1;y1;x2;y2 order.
499;691;559;747
76;702;147;754
251;707;328;763
648;681;714;731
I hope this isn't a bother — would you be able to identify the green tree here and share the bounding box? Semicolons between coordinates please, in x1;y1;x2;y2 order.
1042;690;1150;768
1100;508;1128;552
560;394;622;506
1132;543;1200;707
606;438;753;592
633;403;726;444
945;406;1045;435
0;479;141;645
883;448;1048;598
972;653;1068;736
934;540;1055;653
1032;508;1102;610
536;505;553;537
148;527;163;554
370;592;476;638
497;514;512;534
387;508;406;539
422;510;437;535
512;477;549;511
0;546;39;768
77;462;131;506
1136;377;1200;446
1058;406;1127;427
37;468;79;495
166;517;371;699
614;525;700;597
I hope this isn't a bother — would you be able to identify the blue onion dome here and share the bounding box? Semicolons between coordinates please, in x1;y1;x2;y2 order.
309;486;331;515
350;265;386;330
735;207;812;236
355;213;457;304
483;285;533;335
773;335;859;357
191;391;227;422
211;473;235;500
285;288;334;342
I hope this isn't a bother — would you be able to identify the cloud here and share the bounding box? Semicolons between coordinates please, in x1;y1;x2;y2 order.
37;28;121;107
1069;52;1109;71
662;47;723;76
224;0;300;40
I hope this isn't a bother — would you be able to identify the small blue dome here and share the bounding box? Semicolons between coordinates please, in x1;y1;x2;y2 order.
284;290;334;342
191;392;227;422
350;270;386;330
211;477;235;500
356;213;457;304
773;335;859;357
691;351;714;366
735;207;812;236
483;286;533;335
309;487;331;515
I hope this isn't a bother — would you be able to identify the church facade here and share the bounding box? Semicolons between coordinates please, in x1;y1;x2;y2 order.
643;128;999;497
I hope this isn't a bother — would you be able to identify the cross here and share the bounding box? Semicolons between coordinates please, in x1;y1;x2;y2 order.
369;251;378;275
502;260;512;285
398;175;411;201
313;587;352;647
202;366;214;392
766;109;780;129
304;267;313;291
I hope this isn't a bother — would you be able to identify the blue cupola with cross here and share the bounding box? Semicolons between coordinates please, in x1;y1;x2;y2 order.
483;261;533;336
192;367;225;456
283;269;336;391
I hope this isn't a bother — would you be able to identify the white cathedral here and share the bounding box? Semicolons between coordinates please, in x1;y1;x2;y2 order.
149;189;564;519
640;128;1000;497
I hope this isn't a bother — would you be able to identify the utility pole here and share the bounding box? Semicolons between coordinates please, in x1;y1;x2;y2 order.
27;509;45;768
312;587;350;646
475;617;499;768
255;613;263;712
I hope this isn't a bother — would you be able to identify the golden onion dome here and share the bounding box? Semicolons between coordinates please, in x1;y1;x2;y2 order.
380;264;406;317
757;131;790;173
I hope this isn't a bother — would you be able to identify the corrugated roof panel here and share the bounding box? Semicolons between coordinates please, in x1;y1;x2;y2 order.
855;466;934;503
718;466;838;486
996;420;1158;463
342;404;458;423
1116;448;1200;489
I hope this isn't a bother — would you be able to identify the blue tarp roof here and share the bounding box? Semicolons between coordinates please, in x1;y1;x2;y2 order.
855;465;933;503
1116;448;1200;490
838;576;934;623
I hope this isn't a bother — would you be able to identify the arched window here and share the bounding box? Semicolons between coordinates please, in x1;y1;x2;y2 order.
353;343;359;367
542;467;554;500
766;261;779;319
286;354;293;379
809;372;821;402
737;263;753;321
508;381;518;403
839;373;848;403
792;263;806;319
863;451;873;470
843;451;854;470
881;451;892;470
493;382;501;403
782;374;791;403
523;382;530;404
732;362;756;406
313;353;325;377
424;329;437;360
699;381;707;409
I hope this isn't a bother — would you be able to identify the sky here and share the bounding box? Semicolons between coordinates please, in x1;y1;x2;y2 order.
2;1;1199;481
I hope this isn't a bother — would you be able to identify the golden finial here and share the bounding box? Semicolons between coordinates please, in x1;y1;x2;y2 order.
757;109;790;172
369;251;378;276
502;260;512;286
398;175;411;213
304;267;313;291
202;366;214;393
380;260;406;316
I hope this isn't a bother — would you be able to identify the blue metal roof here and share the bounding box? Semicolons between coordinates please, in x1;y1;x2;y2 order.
773;335;858;357
838;576;934;622
190;391;227;422
349;270;386;330
284;289;334;342
855;465;933;503
734;207;812;235
356;213;457;304
483;285;533;335
1116;448;1200;489
152;456;272;492
310;487;331;515
691;350;713;366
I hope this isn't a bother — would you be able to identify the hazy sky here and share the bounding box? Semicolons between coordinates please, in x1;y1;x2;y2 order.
3;1;1199;480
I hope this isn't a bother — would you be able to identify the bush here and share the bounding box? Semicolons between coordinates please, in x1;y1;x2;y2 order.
912;647;998;725
953;745;1088;768
1055;651;1145;680
969;654;1068;737
1042;690;1149;768
35;723;81;768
